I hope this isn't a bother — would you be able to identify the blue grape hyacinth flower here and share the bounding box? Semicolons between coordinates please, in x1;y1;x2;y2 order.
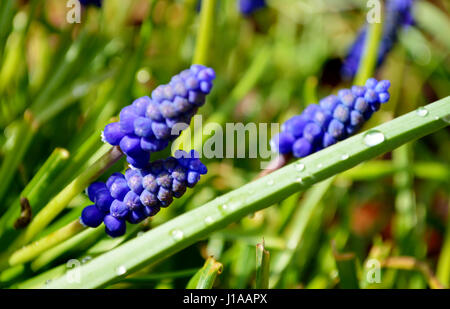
102;65;215;169
238;0;266;15
79;0;102;7
81;150;207;237
341;0;415;79
271;78;391;158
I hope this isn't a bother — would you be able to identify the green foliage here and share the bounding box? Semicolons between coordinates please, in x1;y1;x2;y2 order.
0;0;449;290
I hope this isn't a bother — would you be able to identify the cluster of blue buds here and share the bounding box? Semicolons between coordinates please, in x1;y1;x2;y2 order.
341;0;415;79
79;0;102;7
271;78;391;158
238;0;266;15
102;65;215;168
81;150;207;237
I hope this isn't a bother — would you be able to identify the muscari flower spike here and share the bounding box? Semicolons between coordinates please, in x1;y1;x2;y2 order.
238;0;266;16
271;78;391;158
80;150;207;238
341;0;415;79
79;0;102;7
102;65;215;169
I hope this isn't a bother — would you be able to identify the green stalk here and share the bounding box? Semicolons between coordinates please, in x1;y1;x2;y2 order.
332;241;360;289
193;0;217;66
175;45;271;153
0;114;37;208
0;148;70;236
18;146;123;245
354;13;383;85
270;178;333;287
436;211;450;286
255;241;270;289
9;220;86;266
45;98;450;288
30;227;104;272
186;257;223;289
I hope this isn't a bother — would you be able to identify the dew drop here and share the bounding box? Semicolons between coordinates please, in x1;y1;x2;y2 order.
416;107;429;117
267;179;274;186
171;229;184;240
219;204;229;213
317;163;323;169
204;216;214;225
45;279;52;285
81;256;92;264
341;154;349;160
363;130;385;147
116;266;127;276
296;177;303;184
295;162;305;171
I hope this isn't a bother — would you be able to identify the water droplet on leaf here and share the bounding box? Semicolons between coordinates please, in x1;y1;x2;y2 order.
116;266;127;276
295;162;305;171
171;229;184;240
416;107;429;117
363;130;385;147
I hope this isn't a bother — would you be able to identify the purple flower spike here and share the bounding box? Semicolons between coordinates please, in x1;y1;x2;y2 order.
82;150;208;237
102;65;215;165
271;78;391;158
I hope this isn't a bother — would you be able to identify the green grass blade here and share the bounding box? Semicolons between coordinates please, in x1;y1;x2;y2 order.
186;257;223;289
332;241;360;289
0;147;70;236
45;98;449;288
270;178;333;287
256;241;270;289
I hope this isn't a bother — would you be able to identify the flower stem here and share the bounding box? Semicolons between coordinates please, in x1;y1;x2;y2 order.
193;0;217;66
19;146;123;246
0;148;70;236
0;112;37;209
354;15;384;85
9;219;86;266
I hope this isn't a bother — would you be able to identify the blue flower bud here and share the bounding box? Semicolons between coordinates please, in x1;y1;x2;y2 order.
110;200;129;219
140;190;159;207
109;177;129;201
104;215;126;238
127;208;147;224
102;123;125;146
86;182;107;202
238;0;266;15
132;96;151;116
157;187;173;206
81;205;105;228
106;172;124;191
134;117;153;137
292;138;312;158
144;205;160;217
124;191;142;211
119;106;139;134
79;0;102;7
94;189;114;213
